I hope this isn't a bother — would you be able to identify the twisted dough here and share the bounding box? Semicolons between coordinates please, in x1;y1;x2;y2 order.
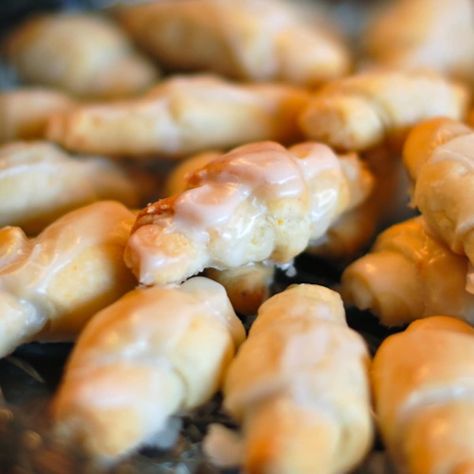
0;142;138;234
47;75;309;158
0;201;136;357
6;13;157;99
363;0;474;87
53;277;245;462
125;141;373;286
299;70;469;151
222;284;372;473
117;0;349;86
0;88;75;144
404;118;474;292
342;217;474;327
167;150;374;313
373;316;474;473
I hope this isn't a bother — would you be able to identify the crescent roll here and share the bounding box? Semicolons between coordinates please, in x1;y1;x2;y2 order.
299;70;469;152
46;75;309;158
342;217;474;327
5;13;157;99
363;0;474;87
373;316;474;473
404;118;474;292
0;201;136;357
53;277;245;462
223;284;373;473
0;88;75;144
0;142;138;234
117;0;349;86
125;141;373;286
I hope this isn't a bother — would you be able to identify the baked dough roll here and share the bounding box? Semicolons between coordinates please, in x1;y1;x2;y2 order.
373;316;474;474
205;264;274;316
0;88;75;144
0;142;138;234
299;70;469;152
5;13;157;99
404;118;474;292
168;148;375;278
363;0;474;87
125;141;373;286
222;284;373;473
117;0;349;86
47;75;309;158
0;201;136;357
341;217;474;327
53;277;245;462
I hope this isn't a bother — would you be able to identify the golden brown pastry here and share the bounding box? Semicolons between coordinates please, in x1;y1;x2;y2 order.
299;70;469;152
125;141;373;286
221;284;372;473
307;200;376;260
117;0;349;86
5;13;157;99
373;316;474;473
165;151;221;196
342;217;474;327
0;201;136;358
205;264;274;316
364;0;474;87
0;88;75;143
404;118;474;292
53;277;245;462
468;109;474;128
0;142;138;234
47;75;309;158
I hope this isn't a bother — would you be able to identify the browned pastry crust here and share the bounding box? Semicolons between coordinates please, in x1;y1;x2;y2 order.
373;316;474;473
0;201;136;357
299;70;469;152
0;88;75;144
117;0;350;86
222;285;373;473
364;0;474;87
342;217;474;326
404;118;474;292
53;277;245;462
47;75;310;158
6;13;158;99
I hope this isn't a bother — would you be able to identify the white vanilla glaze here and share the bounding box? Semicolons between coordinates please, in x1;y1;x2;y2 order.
198;142;307;198
174;183;251;243
0;201;134;355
